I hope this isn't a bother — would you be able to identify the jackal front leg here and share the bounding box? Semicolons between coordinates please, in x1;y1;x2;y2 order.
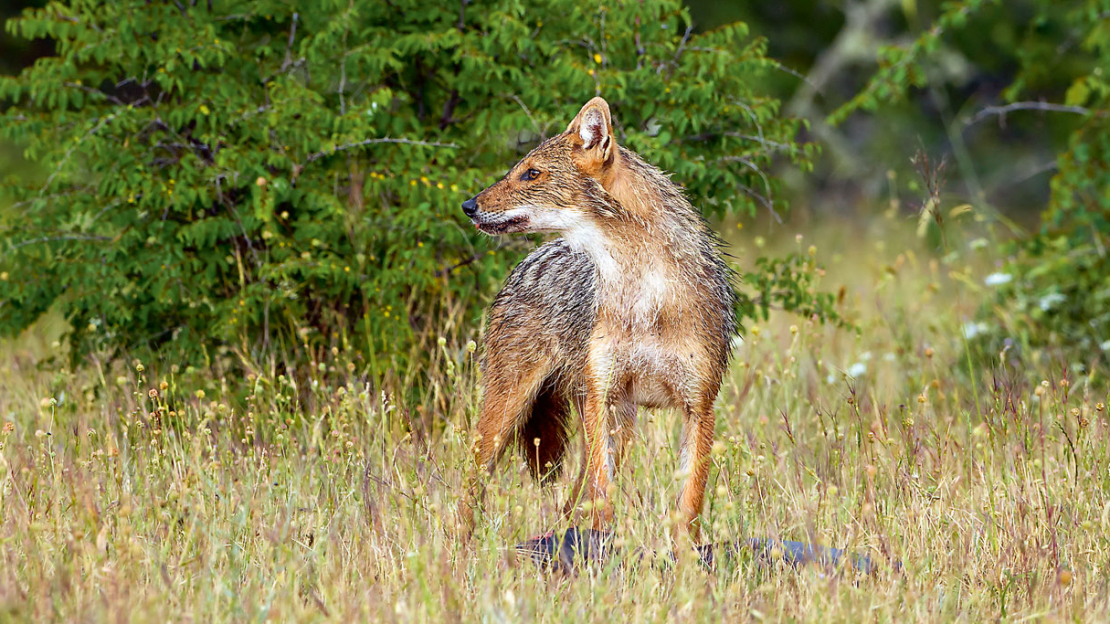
569;352;626;531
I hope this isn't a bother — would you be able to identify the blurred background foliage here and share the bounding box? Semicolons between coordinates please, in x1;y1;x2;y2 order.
1;0;1108;380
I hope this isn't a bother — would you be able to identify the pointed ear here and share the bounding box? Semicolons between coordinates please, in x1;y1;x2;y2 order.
567;97;615;162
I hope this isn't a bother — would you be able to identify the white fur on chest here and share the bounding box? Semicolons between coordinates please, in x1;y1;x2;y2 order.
562;225;674;324
562;221;619;279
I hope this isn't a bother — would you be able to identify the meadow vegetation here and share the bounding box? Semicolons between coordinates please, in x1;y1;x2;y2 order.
2;217;1107;622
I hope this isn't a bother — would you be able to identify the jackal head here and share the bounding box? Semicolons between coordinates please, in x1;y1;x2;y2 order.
462;97;619;235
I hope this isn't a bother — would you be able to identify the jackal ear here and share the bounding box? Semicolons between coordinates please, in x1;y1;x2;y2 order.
568;97;615;162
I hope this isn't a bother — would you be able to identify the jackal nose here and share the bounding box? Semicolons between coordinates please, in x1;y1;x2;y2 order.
461;197;478;217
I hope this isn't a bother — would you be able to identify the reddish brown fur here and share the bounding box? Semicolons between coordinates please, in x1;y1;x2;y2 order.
457;97;736;545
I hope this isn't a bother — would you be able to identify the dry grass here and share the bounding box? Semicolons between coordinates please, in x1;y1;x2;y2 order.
1;215;1107;622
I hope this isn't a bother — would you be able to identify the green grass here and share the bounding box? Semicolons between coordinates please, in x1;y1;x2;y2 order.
1;216;1107;622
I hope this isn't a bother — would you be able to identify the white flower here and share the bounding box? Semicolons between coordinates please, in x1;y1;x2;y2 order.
1039;293;1066;311
962;322;988;339
883;353;897;362
1101;340;1110;352
984;273;1012;286
847;362;867;377
859;351;873;361
826;373;837;385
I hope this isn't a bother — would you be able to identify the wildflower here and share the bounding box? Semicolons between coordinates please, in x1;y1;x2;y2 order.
847;362;867;377
961;322;987;339
1039;293;1066;311
466;340;477;353
983;272;1012;286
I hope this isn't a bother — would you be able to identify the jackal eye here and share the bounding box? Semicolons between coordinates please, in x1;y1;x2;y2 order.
520;168;541;182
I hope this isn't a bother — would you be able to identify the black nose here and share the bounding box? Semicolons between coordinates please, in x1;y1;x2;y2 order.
461;197;478;217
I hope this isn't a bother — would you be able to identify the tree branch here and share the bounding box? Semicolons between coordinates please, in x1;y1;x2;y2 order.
964;101;1091;128
304;138;457;163
279;12;300;73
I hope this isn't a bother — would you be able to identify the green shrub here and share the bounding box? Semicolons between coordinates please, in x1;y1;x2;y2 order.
0;0;820;377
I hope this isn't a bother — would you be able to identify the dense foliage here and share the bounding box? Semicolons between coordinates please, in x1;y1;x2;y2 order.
833;0;1110;365
0;0;826;375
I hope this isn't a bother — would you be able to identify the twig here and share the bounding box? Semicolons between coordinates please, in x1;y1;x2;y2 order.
304;138;457;163
9;234;111;251
964;101;1090;128
339;5;350;115
63;82;124;106
279;12;299;73
435;251;486;277
717;155;782;223
505;93;543;137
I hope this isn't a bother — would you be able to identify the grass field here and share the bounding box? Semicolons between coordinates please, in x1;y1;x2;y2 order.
1;214;1107;622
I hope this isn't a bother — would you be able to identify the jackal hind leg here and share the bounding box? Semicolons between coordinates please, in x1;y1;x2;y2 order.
674;396;717;545
456;359;554;538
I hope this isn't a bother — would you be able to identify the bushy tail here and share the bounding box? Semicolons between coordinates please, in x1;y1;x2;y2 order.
516;384;574;485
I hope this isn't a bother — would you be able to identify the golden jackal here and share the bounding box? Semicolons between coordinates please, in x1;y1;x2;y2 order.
458;97;735;543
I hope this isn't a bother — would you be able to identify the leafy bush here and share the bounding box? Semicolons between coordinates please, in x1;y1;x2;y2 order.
1;0;822;377
834;0;1110;365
